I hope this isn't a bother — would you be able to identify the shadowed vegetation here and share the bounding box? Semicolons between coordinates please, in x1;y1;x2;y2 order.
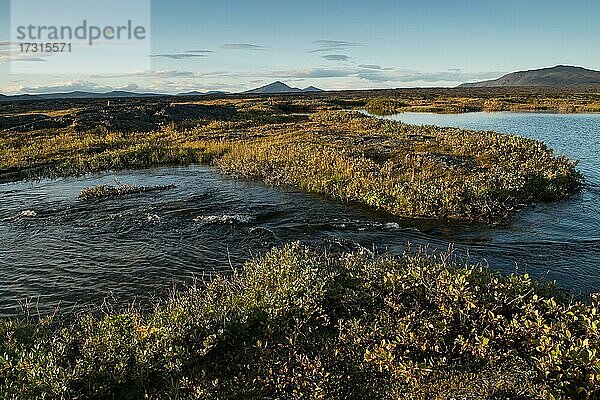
1;243;598;399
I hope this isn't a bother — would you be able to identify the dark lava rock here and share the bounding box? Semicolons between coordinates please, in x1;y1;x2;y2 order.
0;114;73;132
154;104;236;123
73;108;156;132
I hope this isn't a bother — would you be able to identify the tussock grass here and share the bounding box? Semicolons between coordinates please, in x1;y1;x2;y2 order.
1;243;598;399
78;183;177;201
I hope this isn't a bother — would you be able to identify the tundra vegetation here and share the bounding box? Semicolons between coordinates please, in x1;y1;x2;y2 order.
0;90;596;399
1;244;599;399
0;93;584;222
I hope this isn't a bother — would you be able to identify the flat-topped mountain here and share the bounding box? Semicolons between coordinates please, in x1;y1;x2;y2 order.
460;65;600;87
244;81;323;94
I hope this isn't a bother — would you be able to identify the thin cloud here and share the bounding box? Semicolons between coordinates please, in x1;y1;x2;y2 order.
0;50;49;63
222;43;266;50
151;49;214;59
273;68;354;79
358;64;392;71
15;57;47;62
311;40;360;53
323;54;350;62
91;70;197;79
151;53;208;60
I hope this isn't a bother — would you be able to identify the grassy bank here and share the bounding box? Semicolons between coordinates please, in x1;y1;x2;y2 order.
1;243;598;399
0;108;582;223
364;94;600;115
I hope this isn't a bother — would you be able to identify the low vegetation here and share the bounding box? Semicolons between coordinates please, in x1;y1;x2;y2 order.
1;243;598;399
0;101;582;222
361;88;600;114
217;111;582;222
78;183;177;201
364;96;600;115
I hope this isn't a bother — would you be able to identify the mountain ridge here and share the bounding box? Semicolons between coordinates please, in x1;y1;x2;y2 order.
460;65;600;87
0;82;323;102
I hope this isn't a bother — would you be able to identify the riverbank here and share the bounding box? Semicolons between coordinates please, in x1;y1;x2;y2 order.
0;105;582;223
1;243;598;398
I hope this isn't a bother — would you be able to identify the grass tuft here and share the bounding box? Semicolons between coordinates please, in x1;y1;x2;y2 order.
78;183;177;201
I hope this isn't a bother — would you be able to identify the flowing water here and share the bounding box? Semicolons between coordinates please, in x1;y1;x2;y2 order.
1;112;599;316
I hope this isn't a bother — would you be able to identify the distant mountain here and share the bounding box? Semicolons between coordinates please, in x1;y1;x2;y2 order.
178;90;230;96
38;91;166;99
460;65;600;87
0;90;235;102
0;91;167;102
302;86;323;93
244;81;323;94
0;94;38;102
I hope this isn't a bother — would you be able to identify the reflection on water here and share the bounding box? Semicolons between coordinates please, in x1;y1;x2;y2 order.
1;112;599;316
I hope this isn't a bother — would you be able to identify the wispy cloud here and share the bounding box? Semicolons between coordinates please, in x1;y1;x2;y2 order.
0;50;49;63
310;40;360;53
358;64;392;71
273;68;354;79
322;54;351;62
91;70;198;79
151;50;214;60
222;43;266;50
186;50;214;54
152;54;207;60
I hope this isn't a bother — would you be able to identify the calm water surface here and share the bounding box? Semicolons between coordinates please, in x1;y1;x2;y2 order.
1;112;598;316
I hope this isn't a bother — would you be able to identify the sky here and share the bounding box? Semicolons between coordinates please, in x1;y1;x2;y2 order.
1;0;599;94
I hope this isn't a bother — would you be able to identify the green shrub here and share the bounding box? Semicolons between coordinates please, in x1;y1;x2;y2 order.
1;244;598;399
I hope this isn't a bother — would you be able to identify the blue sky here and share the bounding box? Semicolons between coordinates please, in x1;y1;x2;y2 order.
1;0;599;94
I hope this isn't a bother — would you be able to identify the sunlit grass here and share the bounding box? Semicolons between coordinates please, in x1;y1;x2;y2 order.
365;95;600;115
78;183;177;201
0;107;582;222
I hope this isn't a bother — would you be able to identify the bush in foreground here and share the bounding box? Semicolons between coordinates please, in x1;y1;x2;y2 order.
1;243;598;399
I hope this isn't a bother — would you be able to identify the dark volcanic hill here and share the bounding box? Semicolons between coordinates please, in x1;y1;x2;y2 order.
460;65;600;88
244;81;323;94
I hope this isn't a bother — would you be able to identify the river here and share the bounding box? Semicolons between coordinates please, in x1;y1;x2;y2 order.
1;112;598;316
